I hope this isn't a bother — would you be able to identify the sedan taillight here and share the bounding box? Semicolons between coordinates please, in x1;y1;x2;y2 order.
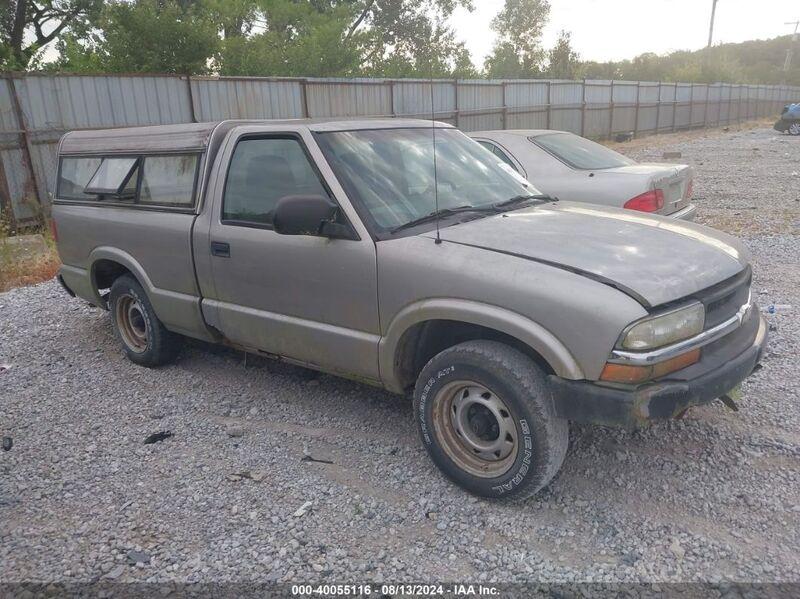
624;189;664;212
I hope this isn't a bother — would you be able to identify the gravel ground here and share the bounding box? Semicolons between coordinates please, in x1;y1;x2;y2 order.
1;125;799;586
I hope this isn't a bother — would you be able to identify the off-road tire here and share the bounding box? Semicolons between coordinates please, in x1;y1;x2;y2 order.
109;275;181;367
413;340;569;500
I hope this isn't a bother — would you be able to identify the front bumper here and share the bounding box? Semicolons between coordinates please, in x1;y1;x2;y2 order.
548;312;767;428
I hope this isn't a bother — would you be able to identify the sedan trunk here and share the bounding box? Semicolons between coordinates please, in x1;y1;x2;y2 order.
599;163;694;217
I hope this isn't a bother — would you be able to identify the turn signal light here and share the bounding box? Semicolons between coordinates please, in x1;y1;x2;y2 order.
624;189;664;212
600;349;701;384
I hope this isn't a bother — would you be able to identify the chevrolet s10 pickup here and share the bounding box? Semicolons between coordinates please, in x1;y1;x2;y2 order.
52;119;767;499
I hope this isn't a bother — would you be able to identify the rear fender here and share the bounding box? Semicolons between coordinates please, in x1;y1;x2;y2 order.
88;247;215;341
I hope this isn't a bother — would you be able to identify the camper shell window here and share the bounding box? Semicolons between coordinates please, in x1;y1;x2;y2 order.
57;153;201;209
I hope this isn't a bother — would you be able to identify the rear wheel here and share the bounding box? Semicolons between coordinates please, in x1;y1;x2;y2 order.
413;340;569;500
789;122;800;136
109;275;181;367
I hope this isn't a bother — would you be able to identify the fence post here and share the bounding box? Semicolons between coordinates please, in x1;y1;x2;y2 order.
301;79;310;118
633;81;641;137
185;76;197;123
727;84;733;125
580;79;586;137
388;80;395;118
608;80;615;139
703;84;710;128
737;85;742;124
6;74;43;223
655;82;662;134
545;81;552;130
451;79;459;127
672;84;678;132
501;81;507;130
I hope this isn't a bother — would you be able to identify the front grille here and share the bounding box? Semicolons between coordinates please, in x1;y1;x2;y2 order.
693;266;752;329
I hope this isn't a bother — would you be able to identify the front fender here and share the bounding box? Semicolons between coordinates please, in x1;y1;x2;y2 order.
379;298;583;393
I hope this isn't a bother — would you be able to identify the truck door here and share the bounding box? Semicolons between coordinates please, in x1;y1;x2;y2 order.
198;130;381;382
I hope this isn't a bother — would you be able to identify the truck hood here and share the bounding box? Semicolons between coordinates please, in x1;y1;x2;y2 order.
424;202;748;308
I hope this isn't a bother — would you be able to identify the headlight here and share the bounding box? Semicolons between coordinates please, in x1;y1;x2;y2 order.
621;302;705;350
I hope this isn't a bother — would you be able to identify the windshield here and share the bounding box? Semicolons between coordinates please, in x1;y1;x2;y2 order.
316;128;537;233
533;132;635;170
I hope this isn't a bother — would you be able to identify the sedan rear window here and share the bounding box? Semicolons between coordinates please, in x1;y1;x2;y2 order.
532;133;634;170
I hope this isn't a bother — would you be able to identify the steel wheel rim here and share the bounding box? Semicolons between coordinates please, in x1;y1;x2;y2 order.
116;293;148;353
431;380;518;478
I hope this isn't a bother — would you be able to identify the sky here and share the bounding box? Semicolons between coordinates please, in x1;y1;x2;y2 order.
451;0;798;65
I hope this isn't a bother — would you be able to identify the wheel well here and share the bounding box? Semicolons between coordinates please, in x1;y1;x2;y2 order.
394;319;555;393
92;259;132;293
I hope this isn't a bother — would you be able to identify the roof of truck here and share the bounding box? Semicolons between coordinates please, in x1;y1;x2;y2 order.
58;118;453;155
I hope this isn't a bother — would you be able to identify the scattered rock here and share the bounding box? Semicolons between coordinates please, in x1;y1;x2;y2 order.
669;539;685;560
143;431;173;445
293;501;313;518
226;426;245;438
103;564;125;580
126;550;151;566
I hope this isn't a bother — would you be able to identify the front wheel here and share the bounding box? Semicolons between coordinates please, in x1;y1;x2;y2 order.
109;275;181;367
413;340;569;500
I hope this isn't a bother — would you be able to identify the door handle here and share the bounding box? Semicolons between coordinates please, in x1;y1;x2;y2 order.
210;241;230;258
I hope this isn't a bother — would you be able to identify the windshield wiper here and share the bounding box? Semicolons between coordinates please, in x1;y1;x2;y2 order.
494;193;558;209
389;195;557;235
389;204;500;234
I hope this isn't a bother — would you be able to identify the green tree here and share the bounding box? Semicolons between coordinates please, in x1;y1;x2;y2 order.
545;30;579;79
484;0;550;78
220;0;475;78
219;1;361;77
579;35;799;86
54;0;220;74
1;0;101;69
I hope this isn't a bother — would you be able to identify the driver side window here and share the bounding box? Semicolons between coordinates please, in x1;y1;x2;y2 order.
223;137;329;226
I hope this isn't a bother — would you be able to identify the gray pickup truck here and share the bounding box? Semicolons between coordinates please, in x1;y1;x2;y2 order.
53;119;767;499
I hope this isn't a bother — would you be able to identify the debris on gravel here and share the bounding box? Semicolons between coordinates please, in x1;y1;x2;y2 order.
1;126;798;584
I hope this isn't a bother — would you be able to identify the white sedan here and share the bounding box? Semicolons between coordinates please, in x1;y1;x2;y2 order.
469;129;697;220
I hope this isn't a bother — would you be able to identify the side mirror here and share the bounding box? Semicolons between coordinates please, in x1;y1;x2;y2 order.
272;195;354;239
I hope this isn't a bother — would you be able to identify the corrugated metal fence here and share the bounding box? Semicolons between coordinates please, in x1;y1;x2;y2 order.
1;72;797;226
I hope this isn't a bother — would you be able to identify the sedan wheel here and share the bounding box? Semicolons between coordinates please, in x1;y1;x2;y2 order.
789;122;800;136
